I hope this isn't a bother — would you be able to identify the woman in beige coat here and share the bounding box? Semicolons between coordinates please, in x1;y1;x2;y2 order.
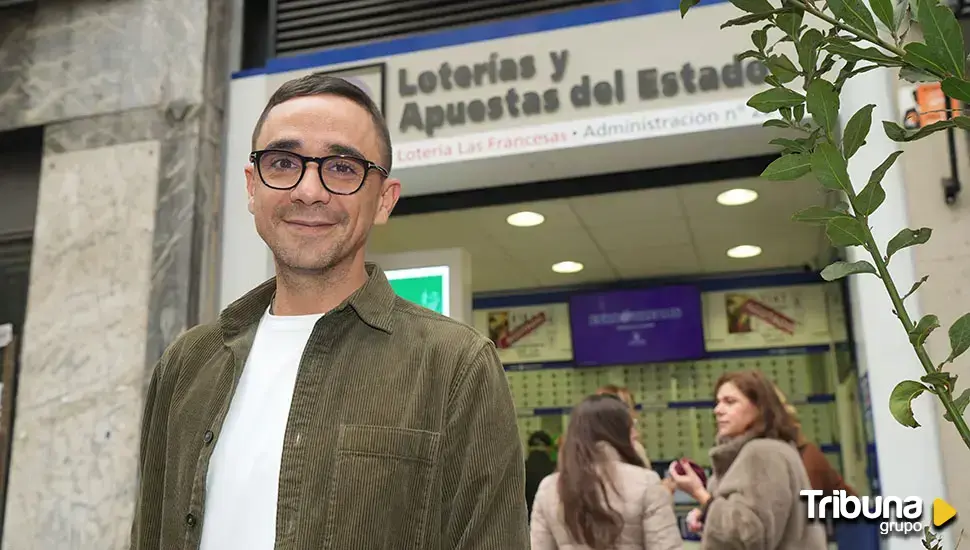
531;395;682;550
668;369;827;550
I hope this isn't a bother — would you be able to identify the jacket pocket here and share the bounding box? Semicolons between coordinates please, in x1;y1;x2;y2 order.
323;424;441;550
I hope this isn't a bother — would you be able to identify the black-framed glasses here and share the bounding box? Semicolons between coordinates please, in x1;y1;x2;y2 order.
250;149;389;195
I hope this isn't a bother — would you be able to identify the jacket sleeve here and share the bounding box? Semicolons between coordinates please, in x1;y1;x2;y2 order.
129;342;180;550
701;445;793;550
641;481;684;550
441;341;530;549
529;477;559;550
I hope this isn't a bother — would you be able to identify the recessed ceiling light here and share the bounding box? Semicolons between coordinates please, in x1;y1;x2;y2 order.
717;188;759;206
506;211;545;227
727;245;762;258
552;261;584;273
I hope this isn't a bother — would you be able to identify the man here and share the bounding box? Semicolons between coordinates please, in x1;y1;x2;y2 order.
130;73;529;550
523;431;556;520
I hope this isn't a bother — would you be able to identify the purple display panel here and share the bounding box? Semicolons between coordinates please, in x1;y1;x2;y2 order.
569;285;705;366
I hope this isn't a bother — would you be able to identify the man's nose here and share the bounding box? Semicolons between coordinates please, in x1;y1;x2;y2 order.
290;163;332;203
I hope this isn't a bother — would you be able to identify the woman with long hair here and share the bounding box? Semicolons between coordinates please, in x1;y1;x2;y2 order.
668;370;827;550
773;384;858;496
530;395;682;550
594;385;651;465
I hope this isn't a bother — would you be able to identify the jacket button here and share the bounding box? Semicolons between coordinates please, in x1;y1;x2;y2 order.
203;431;214;444
186;513;197;527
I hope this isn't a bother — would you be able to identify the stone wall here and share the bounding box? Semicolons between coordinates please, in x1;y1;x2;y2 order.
0;0;230;547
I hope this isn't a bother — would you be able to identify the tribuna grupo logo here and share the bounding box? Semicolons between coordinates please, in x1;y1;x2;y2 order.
801;490;957;537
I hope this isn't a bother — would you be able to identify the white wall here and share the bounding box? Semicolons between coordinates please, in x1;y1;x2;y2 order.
218;74;273;308
842;70;948;549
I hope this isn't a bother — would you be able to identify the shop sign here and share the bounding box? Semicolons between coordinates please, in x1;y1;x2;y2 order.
396;49;768;137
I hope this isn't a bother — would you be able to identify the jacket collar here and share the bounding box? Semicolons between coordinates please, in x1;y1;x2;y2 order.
218;262;397;341
709;431;759;477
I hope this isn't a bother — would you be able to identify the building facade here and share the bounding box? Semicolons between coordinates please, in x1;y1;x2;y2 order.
0;0;968;548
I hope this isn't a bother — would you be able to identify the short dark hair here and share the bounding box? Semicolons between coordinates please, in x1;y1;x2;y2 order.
527;431;553;447
251;72;393;171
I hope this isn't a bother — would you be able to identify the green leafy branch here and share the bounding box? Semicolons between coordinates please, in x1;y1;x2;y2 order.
681;0;970;454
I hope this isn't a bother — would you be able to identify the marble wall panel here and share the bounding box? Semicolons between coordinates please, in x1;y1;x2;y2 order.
1;386;143;550
35;0;232;367
0;0;208;132
2;141;160;549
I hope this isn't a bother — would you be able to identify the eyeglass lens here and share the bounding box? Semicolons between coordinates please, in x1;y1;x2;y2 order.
258;151;367;193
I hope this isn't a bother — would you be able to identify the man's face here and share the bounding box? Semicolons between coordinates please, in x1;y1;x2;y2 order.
246;95;400;274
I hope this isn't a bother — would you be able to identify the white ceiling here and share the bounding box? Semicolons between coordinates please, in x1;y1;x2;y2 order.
367;175;834;293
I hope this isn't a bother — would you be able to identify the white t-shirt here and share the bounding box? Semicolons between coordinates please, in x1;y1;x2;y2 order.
199;308;324;550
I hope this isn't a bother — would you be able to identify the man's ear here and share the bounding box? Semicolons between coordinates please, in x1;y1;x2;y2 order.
245;163;256;215
373;177;401;225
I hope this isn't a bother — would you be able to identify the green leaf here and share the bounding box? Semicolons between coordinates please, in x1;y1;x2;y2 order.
811;142;852;193
798;29;824;79
944;388;970;422
753;28;769;51
921;371;957;392
770;137;809;153
794;103;805;122
886;227;932;260
868;151;903;189
890;380;928;428
765;75;784;87
766;54;800;83
730;0;775;14
916;0;965;78
903;275;929;300
883;119;957;141
854;179;886;216
903;43;950;77
953;116;970;131
870;0;896;31
820;260;878;280
722;11;779;28
842;104;875;159
748;88;806;113
825;216;869;247
762;154;812;180
910;314;940;347
737;50;765;62
762;119;791;130
946;312;970;363
942;77;970;104
792;206;852;224
776;10;803;37
826;38;903;65
680;0;702;16
806;79;840;136
900;66;942;83
828;0;879;36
